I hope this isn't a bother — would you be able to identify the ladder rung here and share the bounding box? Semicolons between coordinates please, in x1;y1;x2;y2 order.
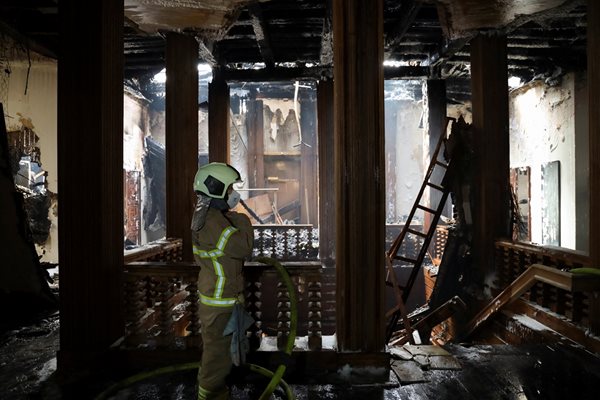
394;255;418;264
426;182;444;191
406;228;427;238
435;160;449;168
417;204;437;214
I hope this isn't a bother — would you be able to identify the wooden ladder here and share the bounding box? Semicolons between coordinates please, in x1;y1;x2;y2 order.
385;117;455;343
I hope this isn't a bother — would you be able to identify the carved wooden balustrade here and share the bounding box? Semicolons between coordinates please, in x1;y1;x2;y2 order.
123;227;323;351
252;224;319;261
123;262;201;349
495;240;592;328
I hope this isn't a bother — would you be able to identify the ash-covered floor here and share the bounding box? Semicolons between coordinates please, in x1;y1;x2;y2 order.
2;312;600;400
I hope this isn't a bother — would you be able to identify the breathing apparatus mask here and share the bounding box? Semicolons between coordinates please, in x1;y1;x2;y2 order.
227;190;241;209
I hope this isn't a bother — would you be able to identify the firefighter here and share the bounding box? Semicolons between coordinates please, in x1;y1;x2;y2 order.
191;162;254;400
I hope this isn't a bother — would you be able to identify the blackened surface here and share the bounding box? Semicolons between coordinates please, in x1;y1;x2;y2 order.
8;340;596;399
23;192;52;244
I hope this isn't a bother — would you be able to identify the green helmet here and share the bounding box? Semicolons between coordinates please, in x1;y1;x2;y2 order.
193;162;242;199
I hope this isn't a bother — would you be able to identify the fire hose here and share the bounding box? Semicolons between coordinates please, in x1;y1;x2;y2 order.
94;257;297;400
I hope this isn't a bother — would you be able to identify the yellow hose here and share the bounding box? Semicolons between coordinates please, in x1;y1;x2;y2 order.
254;257;298;400
93;362;295;400
94;256;298;400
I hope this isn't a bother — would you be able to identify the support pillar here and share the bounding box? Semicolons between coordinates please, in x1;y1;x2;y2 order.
424;79;449;226
300;91;317;224
57;0;123;370
587;0;600;333
589;0;600;265
166;33;198;262
470;34;511;281
318;79;335;265
246;98;265;190
208;70;230;163
333;0;386;352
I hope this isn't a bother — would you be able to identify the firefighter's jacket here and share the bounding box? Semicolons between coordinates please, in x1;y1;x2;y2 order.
192;207;254;324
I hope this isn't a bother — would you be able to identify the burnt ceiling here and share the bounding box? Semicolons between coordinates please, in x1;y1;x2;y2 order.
0;0;588;104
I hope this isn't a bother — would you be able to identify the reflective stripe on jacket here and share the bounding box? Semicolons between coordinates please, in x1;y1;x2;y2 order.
192;207;254;311
193;226;238;307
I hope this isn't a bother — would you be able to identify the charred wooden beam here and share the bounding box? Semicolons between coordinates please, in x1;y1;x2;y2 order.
426;36;471;69
197;37;217;67
389;296;466;346
0;18;56;59
248;2;275;69
221;65;430;81
222;66;331;81
384;66;430;79
124;37;164;51
124;15;144;35
320;0;333;66
500;0;586;35
507;38;586;48
508;29;586;41
385;0;421;47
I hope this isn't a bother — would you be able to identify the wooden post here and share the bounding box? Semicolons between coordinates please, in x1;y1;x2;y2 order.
318;79;335;265
208;70;230;163
57;0;123;370
587;0;600;333
300;91;317;224
166;33;198;262
425;79;448;226
470;34;511;282
246;98;265;190
333;0;386;352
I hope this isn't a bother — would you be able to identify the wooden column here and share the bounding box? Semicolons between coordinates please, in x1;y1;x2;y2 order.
300;91;317;224
589;0;600;265
246;98;265;189
166;33;198;262
208;70;230;163
425;79;449;224
318;79;335;265
588;0;600;333
333;0;386;352
57;0;123;370
470;34;511;280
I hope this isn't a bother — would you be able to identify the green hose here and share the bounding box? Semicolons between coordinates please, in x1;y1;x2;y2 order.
93;361;295;400
254;257;298;400
93;256;298;400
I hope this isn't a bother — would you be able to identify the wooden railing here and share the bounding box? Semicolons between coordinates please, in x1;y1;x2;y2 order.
464;263;600;339
252;224;319;261
122;230;323;351
124;237;183;263
123;262;200;349
123;260;323;351
495;240;592;327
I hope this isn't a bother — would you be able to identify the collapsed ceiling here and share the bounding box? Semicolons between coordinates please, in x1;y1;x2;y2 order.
0;0;588;103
